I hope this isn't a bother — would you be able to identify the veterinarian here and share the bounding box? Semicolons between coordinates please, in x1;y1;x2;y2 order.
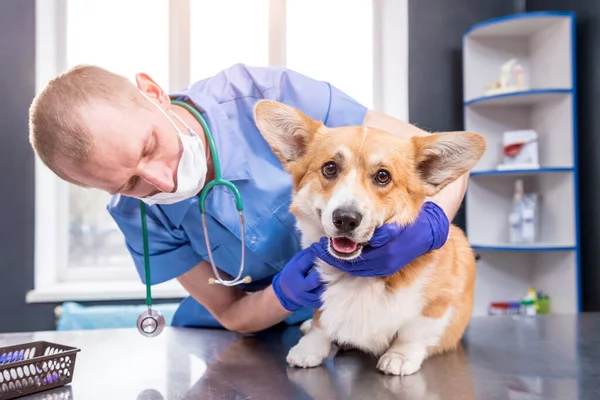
29;64;466;333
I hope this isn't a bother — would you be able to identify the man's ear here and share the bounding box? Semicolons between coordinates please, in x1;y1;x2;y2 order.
254;100;322;167
135;73;170;105
412;132;487;196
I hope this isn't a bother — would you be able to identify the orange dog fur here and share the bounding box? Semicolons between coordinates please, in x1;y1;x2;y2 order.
254;100;486;376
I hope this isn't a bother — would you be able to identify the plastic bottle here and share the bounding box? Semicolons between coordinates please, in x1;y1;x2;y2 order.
521;299;537;316
509;179;524;243
521;193;538;243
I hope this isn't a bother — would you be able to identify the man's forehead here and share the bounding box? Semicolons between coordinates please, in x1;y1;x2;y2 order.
53;98;156;194
80;100;142;138
57;127;142;193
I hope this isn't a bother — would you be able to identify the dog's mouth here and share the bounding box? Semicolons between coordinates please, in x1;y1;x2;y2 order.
328;237;364;259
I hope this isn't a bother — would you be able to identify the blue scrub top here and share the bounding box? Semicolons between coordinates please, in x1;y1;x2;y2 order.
107;64;368;329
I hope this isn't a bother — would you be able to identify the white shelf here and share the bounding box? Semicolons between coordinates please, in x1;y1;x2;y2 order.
463;11;573;103
471;243;576;252
464;12;572;38
466;91;573;171
465;88;572;107
472;251;578;316
470;167;573;177
467;172;575;246
463;11;579;317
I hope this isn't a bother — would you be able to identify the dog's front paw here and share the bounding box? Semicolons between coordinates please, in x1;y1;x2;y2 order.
287;331;331;368
377;346;425;376
377;352;421;376
287;346;326;368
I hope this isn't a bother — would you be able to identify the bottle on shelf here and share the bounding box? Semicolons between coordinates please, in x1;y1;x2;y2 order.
521;288;539;316
521;192;538;244
508;179;539;244
509;179;524;244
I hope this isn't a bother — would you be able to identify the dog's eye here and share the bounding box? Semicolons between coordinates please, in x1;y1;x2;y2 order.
375;169;391;185
321;162;338;178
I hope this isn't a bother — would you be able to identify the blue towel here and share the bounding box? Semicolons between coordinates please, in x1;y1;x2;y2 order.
56;302;179;331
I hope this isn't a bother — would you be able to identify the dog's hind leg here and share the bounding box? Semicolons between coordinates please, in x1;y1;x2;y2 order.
299;318;312;335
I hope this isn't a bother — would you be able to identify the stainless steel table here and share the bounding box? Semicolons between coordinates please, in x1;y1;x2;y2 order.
0;313;598;400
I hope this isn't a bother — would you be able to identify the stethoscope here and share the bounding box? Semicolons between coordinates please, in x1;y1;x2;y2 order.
136;99;251;338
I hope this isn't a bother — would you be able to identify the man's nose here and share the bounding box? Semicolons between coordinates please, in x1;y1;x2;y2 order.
140;161;175;193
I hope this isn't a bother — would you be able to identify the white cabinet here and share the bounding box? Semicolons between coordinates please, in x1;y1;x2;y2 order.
462;11;580;316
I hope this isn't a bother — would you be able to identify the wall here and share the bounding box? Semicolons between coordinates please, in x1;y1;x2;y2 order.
0;0;57;332
407;0;519;229
526;0;600;311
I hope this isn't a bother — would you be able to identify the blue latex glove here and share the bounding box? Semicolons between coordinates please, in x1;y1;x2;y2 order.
272;248;324;311
309;201;450;277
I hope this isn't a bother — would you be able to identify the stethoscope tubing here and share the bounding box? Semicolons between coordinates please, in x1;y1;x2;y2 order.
137;99;251;338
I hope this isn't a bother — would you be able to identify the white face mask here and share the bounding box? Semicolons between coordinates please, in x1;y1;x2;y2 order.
137;94;208;206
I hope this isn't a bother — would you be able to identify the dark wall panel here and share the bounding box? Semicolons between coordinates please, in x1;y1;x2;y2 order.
0;0;58;332
407;0;518;230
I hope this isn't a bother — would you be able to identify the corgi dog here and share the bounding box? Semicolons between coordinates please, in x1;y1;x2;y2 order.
253;100;486;376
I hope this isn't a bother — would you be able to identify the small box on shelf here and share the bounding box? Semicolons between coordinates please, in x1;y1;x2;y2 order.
497;129;540;171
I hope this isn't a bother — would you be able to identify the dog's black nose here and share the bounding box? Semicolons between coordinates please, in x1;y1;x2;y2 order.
332;208;362;232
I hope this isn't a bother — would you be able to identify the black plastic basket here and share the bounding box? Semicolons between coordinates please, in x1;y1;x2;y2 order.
0;341;80;399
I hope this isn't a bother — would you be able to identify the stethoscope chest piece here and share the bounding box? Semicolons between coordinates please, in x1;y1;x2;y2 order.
137;308;165;338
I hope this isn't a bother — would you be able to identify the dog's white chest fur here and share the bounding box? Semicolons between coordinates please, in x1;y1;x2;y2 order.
317;261;426;356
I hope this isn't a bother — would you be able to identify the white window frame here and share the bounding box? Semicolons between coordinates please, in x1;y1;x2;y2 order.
27;0;408;303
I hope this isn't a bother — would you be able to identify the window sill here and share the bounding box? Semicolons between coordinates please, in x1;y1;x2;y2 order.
26;280;188;303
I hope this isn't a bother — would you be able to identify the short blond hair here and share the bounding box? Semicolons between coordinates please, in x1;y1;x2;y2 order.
28;64;146;183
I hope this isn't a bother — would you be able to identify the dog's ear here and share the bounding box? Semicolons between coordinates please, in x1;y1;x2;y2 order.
254;100;322;166
412;132;487;196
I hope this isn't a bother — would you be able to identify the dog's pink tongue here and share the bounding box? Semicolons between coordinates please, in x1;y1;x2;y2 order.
332;237;358;254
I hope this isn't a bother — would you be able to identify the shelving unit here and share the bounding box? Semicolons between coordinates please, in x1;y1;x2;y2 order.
462;11;580;316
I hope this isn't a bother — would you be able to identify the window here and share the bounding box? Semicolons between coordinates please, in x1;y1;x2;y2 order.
66;0;170;89
30;0;406;303
63;0;169;283
286;0;373;108
190;0;270;82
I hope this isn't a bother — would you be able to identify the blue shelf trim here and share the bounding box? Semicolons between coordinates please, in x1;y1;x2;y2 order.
471;245;577;252
463;11;575;37
569;13;582;313
470;167;573;177
464;88;572;107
